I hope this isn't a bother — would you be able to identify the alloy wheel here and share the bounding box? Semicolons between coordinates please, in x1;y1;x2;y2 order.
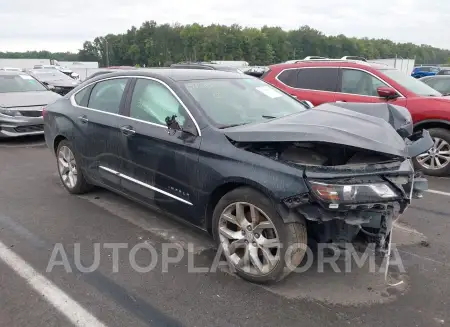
58;146;78;189
218;202;281;276
416;137;450;170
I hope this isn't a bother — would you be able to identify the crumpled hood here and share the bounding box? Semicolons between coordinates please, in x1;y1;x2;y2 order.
223;103;408;158
0;91;61;108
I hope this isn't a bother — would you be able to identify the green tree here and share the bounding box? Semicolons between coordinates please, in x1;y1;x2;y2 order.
2;22;450;66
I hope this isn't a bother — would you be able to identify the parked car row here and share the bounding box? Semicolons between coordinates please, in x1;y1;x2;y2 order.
1;63;439;284
2;60;450;176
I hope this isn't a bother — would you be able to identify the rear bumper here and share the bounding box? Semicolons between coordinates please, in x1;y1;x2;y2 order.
0;115;44;138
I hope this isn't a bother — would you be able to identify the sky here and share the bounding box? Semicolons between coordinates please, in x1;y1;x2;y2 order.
0;0;449;53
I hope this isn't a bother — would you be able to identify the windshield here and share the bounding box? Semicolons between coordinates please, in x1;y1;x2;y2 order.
422;77;450;95
182;77;308;128
0;74;48;93
380;69;442;96
31;69;73;82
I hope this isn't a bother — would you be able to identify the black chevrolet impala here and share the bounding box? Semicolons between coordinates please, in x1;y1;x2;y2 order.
44;69;432;283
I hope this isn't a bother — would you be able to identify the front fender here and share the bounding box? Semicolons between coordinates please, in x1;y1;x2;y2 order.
407;129;434;158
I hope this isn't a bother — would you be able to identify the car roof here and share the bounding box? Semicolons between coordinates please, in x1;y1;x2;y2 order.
171;63;239;71
0;71;25;76
269;60;389;70
85;68;247;83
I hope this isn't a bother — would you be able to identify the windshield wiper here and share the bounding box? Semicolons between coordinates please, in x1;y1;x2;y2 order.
262;115;277;119
218;123;249;129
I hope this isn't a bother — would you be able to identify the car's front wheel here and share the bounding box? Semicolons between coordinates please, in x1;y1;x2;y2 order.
414;128;450;176
56;140;92;194
212;187;307;284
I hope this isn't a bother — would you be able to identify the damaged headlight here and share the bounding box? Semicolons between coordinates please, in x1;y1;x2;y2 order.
309;181;398;206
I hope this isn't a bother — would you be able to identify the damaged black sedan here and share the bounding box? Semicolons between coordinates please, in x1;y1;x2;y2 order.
44;70;433;284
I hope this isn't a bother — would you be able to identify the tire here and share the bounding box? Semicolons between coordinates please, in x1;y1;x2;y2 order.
212;187;307;284
56;140;92;194
413;128;450;176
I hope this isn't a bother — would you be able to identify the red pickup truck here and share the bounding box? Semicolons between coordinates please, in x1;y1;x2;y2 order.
263;60;450;176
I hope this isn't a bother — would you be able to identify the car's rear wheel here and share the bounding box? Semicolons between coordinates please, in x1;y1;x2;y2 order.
56;140;92;194
212;187;307;284
414;128;450;176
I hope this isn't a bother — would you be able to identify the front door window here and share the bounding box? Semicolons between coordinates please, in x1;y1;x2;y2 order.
341;69;388;96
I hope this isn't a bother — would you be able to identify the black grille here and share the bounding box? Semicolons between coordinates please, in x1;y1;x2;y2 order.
14;125;44;133
19;111;42;117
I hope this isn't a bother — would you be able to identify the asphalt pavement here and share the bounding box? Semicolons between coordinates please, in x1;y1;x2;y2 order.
0;136;449;327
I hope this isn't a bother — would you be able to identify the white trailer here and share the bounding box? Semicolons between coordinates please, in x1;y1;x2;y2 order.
369;58;415;74
210;60;249;67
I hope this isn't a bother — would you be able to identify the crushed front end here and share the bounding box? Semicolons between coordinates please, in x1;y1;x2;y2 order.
225;102;433;255
286;157;428;255
278;129;432;255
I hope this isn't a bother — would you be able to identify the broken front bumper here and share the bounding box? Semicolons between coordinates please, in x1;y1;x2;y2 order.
286;130;433;253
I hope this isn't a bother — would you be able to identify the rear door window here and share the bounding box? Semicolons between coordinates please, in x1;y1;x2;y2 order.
277;68;339;91
74;86;92;107
277;69;299;88
296;68;339;91
87;78;128;114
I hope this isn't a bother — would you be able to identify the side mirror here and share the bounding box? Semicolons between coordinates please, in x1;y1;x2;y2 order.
377;87;399;100
165;115;182;135
165;115;197;137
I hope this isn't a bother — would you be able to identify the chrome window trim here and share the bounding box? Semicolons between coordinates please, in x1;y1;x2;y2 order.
274;66;405;98
99;166;193;206
69;75;202;136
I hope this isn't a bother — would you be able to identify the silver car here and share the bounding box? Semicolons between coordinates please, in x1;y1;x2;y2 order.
0;71;61;138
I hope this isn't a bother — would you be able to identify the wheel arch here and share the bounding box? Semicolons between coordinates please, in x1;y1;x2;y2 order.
204;177;305;234
204;178;276;234
53;135;68;154
414;119;450;132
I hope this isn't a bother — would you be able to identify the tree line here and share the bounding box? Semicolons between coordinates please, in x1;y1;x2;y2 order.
2;21;450;67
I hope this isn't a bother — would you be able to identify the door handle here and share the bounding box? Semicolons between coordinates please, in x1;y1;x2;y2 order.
336;100;347;102
78;115;89;124
120;125;136;136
